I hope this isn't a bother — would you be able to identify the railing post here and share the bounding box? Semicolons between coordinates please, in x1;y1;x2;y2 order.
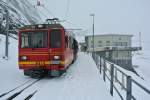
115;68;118;82
97;56;100;69
110;64;114;96
93;53;96;62
121;73;125;90
126;76;132;100
103;59;106;82
96;55;98;66
100;56;102;74
92;53;94;60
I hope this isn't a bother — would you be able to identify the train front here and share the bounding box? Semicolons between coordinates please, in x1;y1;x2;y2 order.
18;24;66;77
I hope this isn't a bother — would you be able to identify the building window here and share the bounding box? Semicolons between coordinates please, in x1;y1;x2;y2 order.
127;52;130;57
99;41;102;43
114;42;125;46
114;42;117;46
99;45;102;47
124;42;128;46
98;41;102;47
120;42;122;46
115;52;118;57
106;41;110;46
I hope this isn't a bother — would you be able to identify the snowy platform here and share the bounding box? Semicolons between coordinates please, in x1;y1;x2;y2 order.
31;52;113;100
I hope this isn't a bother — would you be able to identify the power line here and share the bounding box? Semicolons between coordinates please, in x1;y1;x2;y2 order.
65;0;71;20
42;6;55;18
64;20;80;28
38;7;49;19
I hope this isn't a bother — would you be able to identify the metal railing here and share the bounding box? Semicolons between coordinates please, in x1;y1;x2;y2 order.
92;53;150;100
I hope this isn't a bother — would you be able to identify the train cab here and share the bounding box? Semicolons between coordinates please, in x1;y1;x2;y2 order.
18;19;76;77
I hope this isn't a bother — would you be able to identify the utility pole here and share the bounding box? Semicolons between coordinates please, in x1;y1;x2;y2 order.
0;3;9;58
5;8;9;58
90;13;95;52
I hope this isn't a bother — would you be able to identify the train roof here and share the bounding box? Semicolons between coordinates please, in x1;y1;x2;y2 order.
19;23;64;30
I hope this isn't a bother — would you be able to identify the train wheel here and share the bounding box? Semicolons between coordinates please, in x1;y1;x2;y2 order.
31;69;45;78
59;70;66;76
48;70;66;77
24;70;31;76
24;69;45;78
31;73;44;79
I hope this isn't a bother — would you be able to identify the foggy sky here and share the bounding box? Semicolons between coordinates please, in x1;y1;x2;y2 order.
34;0;150;50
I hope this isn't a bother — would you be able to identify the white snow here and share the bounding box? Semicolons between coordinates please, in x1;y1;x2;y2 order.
0;34;115;100
133;50;150;84
0;34;34;94
31;53;114;100
104;59;150;100
0;0;150;99
1;0;42;25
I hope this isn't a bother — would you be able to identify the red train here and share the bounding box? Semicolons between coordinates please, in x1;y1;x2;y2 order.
18;19;78;77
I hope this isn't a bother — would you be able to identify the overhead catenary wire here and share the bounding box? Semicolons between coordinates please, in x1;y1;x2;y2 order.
38;7;50;19
65;0;71;20
35;0;83;30
64;20;81;28
42;6;55;18
34;0;55;19
35;0;84;33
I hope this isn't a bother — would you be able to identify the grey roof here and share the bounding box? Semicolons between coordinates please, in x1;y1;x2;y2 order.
20;24;64;30
85;33;133;37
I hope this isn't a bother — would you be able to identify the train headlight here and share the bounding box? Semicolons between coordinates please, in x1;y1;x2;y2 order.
21;56;27;60
54;56;60;60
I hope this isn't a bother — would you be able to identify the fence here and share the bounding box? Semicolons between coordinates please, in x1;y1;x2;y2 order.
92;53;150;100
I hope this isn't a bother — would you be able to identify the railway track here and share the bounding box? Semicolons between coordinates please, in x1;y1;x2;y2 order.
24;90;37;100
0;78;43;100
0;80;32;98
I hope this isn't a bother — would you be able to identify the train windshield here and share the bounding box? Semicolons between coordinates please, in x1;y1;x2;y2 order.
21;31;48;48
50;29;62;48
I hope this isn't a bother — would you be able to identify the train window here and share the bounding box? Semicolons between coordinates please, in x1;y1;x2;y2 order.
21;31;48;48
21;33;30;48
50;29;61;48
31;32;48;48
69;37;72;49
65;35;68;48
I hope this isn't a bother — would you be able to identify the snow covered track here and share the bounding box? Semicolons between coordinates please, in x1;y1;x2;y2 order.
0;79;42;100
0;79;32;98
24;90;37;100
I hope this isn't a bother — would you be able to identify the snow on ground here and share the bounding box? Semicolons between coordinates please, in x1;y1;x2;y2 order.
0;35;115;100
0;34;149;100
1;0;43;25
0;34;34;94
133;50;150;83
31;53;114;100
105;59;150;100
132;50;150;100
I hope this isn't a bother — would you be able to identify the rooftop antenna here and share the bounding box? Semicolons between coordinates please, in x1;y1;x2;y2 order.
46;18;62;24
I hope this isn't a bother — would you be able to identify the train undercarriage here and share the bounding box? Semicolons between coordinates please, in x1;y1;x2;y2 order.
24;68;66;78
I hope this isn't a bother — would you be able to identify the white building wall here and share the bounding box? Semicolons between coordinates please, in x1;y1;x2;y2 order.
85;34;132;60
